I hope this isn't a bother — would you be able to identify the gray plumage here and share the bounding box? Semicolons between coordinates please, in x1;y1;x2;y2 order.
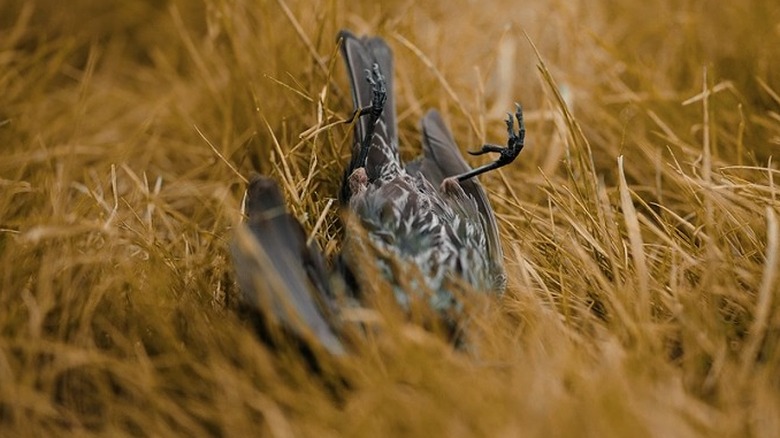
231;175;344;355
231;31;523;355
338;31;514;311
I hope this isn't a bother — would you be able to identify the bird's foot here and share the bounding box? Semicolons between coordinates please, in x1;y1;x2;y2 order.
344;63;388;170
345;63;387;122
453;103;525;182
364;63;387;118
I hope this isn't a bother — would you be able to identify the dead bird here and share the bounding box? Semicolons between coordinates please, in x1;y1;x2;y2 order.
337;30;525;314
230;30;526;355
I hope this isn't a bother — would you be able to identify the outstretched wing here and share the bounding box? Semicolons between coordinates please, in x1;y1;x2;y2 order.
412;110;506;290
231;175;345;355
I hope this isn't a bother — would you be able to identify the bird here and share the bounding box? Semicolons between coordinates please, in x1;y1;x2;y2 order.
337;30;525;314
230;30;526;356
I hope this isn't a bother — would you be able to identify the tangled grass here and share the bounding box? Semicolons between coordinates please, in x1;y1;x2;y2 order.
1;0;779;436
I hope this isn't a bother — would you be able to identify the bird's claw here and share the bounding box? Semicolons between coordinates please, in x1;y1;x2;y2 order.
344;63;387;124
347;63;388;172
467;104;524;164
365;63;387;117
455;103;526;182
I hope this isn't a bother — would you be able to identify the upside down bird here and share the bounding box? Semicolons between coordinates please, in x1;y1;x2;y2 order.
231;30;525;353
337;30;524;312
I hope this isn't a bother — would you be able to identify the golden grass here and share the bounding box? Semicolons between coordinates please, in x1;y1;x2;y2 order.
1;0;779;436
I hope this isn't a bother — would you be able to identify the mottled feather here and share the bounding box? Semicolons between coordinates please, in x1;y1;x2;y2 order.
339;31;507;312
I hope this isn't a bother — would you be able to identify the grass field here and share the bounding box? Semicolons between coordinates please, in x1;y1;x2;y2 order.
1;0;779;436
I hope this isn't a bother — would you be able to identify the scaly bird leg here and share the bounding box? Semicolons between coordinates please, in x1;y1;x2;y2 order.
343;63;387;169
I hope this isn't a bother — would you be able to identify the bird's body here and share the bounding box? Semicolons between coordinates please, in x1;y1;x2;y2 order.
231;30;524;355
346;163;498;310
338;31;520;310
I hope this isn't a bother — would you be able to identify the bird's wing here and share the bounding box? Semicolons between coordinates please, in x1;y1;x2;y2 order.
414;110;506;290
231;175;345;355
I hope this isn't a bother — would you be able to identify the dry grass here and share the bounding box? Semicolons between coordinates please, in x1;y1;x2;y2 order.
1;0;779;436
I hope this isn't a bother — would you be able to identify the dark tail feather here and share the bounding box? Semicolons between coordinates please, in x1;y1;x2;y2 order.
338;30;398;200
412;110;506;290
231;175;345;355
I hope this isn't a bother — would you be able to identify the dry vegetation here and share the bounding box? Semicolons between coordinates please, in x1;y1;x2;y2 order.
1;0;780;436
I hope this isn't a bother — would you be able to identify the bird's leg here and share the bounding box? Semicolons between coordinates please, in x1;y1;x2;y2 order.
452;103;525;182
344;63;387;169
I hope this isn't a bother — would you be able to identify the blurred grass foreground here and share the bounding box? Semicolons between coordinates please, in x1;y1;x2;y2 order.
1;0;779;436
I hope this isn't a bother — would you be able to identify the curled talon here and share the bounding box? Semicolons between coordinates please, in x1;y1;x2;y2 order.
468;144;505;156
346;64;388;125
362;63;387;117
453;103;526;182
345;62;389;171
513;103;525;141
